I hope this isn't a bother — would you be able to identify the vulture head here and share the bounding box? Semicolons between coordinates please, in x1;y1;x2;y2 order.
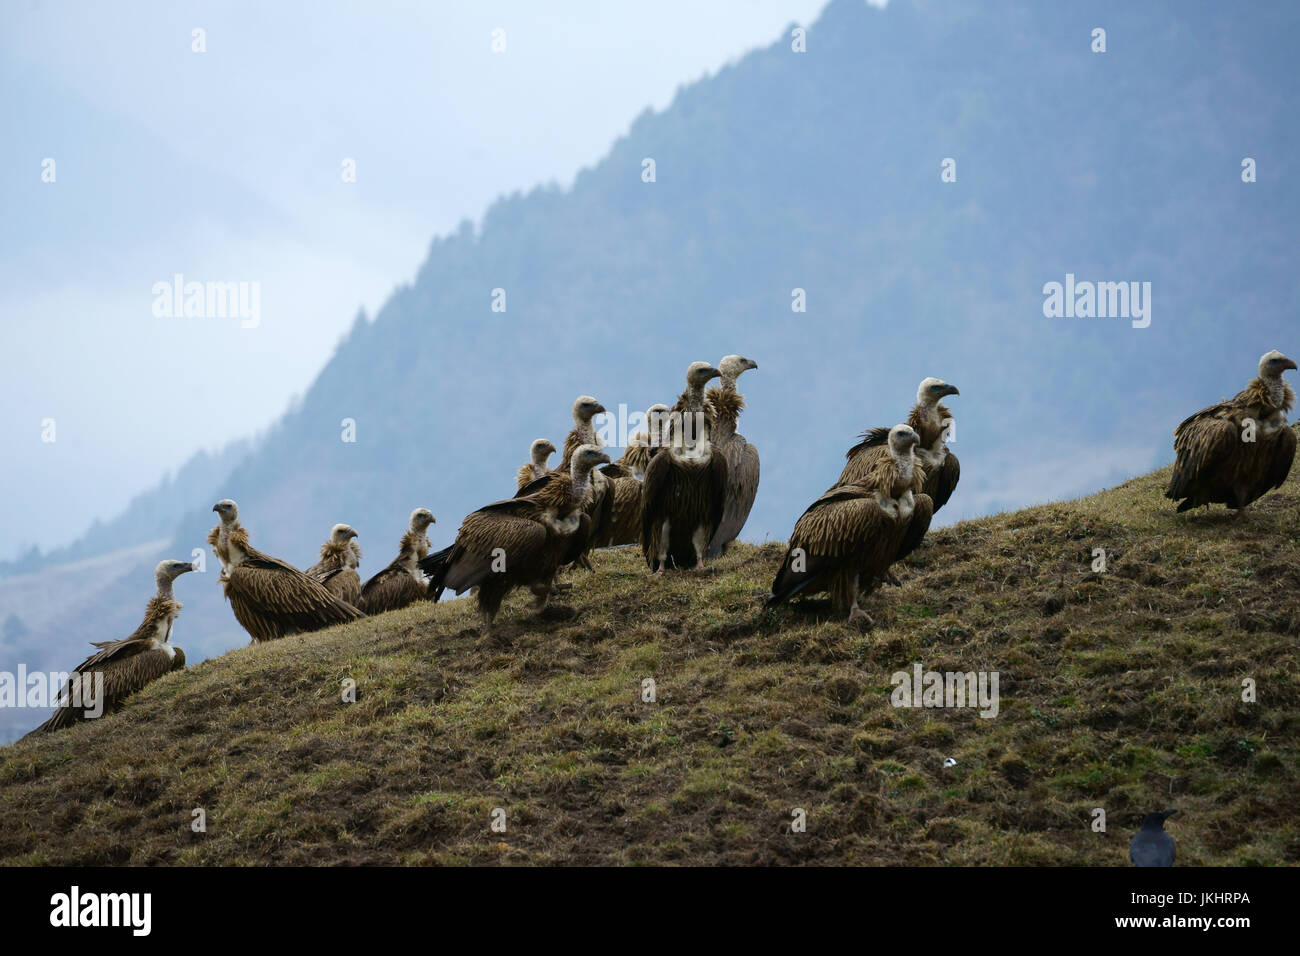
917;377;960;405
718;355;758;388
572;395;606;425
329;523;359;543
408;508;436;532
1259;350;1298;377
155;559;197;586
530;438;557;465
212;499;239;522
887;424;922;458
686;361;723;389
645;403;671;446
154;558;196;599
570;444;612;479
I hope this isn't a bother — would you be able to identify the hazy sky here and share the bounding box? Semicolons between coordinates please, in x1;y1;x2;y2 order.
0;0;874;559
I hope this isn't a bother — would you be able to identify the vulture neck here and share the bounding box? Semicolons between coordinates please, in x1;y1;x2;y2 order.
569;465;594;503
891;446;916;486
573;416;598;446
155;577;177;601
1259;372;1289;409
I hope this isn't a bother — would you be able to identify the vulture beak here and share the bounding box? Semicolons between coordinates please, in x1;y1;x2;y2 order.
211;504;220;513
1282;357;1298;371
594;404;607;416
347;529;359;539
188;560;199;572
943;384;960;397
597;452;612;465
706;366;722;380
747;359;759;370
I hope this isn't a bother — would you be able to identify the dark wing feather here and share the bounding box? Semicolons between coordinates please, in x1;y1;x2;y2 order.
1264;426;1297;492
895;493;934;564
927;451;960;512
641;452;672;569
440;511;551;594
228;554;365;641
768;487;883;605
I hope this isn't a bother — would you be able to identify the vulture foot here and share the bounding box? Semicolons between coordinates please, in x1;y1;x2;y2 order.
847;605;875;628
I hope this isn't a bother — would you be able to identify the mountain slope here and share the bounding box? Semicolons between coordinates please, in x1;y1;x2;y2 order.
3;458;1295;866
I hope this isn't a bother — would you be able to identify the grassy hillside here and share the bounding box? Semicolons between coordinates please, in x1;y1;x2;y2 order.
2;460;1297;866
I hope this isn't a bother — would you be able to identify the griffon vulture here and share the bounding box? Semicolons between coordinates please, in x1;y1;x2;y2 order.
768;425;933;624
706;354;760;557
517;439;557;492
556;396;612;566
359;508;436;614
421;445;610;628
1165;350;1297;512
305;523;362;605
840;377;960;512
206;497;245;578
642;362;728;571
212;499;365;643
25;559;194;737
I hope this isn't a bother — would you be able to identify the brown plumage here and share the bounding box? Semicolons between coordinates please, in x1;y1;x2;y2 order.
211;500;365;643
207;497;245;579
594;405;668;547
555;396;612;565
769;425;933;624
1166;350;1297;512
599;462;643;546
305;523;362;605
516;439;556;492
422;446;610;628
360;508;436;614
839;377;960;512
642;362;729;571
560;396;607;468
24;560;194;737
707;355;760;557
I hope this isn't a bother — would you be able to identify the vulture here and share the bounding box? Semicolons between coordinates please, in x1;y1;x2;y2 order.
304;523;362;605
516;439;556;492
211;499;365;643
768;425;933;624
596;404;670;547
642;362;728;572
206;497;246;578
560;395;607;467
622;404;671;478
548;396;612;565
359;508;437;614
421;445;611;628
839;377;960;512
25;559;194;737
1165;350;1297;512
706;354;760;557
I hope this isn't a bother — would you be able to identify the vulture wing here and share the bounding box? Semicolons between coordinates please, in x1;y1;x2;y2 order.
439;511;551;595
708;437;759;557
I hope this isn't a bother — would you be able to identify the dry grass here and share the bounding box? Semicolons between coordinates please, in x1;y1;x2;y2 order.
2;461;1297;866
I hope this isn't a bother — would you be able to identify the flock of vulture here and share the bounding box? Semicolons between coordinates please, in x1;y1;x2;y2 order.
24;350;1296;741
